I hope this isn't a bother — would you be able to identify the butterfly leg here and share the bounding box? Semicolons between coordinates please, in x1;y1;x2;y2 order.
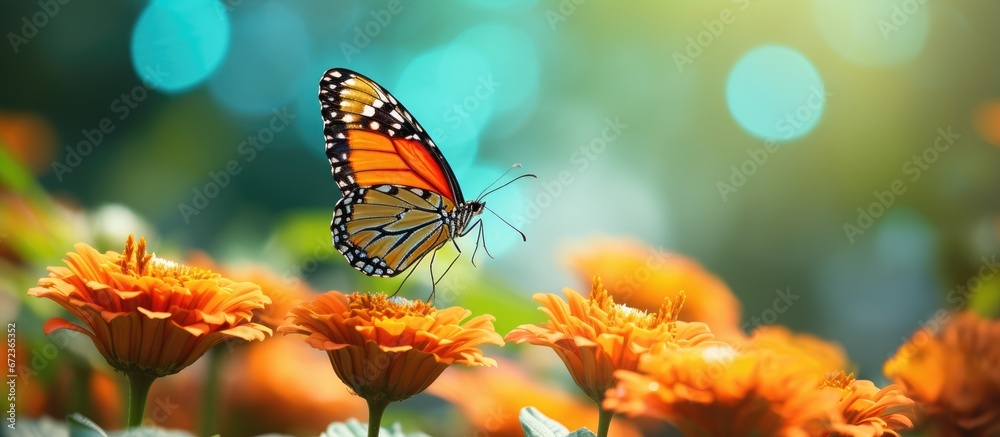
462;219;494;267
392;262;421;297
426;250;438;302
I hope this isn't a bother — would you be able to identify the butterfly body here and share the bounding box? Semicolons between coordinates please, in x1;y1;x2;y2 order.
320;68;487;278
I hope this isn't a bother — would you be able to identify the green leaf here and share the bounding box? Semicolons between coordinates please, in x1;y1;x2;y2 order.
14;416;70;437
319;419;431;437
67;413;108;437
520;407;568;437
520;408;596;437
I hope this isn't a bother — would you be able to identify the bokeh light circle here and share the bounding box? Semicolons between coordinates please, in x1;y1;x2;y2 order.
395;45;495;174
973;100;1000;148
451;24;540;119
725;45;826;142
131;0;230;93
814;0;930;66
208;2;310;116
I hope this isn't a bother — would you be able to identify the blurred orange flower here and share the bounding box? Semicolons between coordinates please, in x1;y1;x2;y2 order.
884;311;1000;436
187;251;314;330
221;335;367;436
428;357;643;437
820;371;915;437
278;291;503;416
28;235;272;378
566;237;742;338
0;111;56;175
744;325;849;378
505;277;715;405
606;345;842;436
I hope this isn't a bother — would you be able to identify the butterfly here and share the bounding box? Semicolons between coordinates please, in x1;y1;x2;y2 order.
318;68;532;286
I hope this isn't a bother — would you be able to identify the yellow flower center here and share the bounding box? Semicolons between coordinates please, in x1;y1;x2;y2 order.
820;371;856;390
350;292;435;318
591;276;685;331
117;234;219;281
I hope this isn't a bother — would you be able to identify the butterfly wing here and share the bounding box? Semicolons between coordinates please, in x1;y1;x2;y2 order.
319;68;465;204
332;185;455;277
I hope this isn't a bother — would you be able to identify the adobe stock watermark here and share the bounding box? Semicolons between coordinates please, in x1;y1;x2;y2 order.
340;0;411;63
511;116;628;227
673;0;751;73
114;394;179;435
50;65;168;182
545;0;587;30
7;0;71;54
716;86;832;201
178;107;296;223
6;324;15;431
281;235;339;290
428;74;500;144
878;0;926;40
890;253;998;363
741;287;799;333
842;126;960;243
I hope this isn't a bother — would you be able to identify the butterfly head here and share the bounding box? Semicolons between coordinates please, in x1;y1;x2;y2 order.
468;200;485;216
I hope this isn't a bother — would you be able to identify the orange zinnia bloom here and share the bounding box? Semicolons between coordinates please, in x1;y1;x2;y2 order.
884;311;1000;436
221;335;368;435
566;237;743;338
278;290;503;424
744;325;849;378
820;371;915;437
428;357;644;437
28;235;272;378
505;276;715;406
187;251;314;330
606;345;842;436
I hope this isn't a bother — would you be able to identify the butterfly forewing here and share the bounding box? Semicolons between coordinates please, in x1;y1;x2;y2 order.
319;68;465;203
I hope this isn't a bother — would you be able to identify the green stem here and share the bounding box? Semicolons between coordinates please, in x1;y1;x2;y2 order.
125;373;156;429
597;407;614;437
199;347;225;436
367;399;390;437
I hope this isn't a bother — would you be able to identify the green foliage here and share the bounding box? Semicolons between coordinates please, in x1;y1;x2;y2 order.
519;407;596;437
319;419;430;437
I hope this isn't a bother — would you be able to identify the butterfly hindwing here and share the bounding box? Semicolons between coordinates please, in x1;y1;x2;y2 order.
332;185;456;277
319;68;464;204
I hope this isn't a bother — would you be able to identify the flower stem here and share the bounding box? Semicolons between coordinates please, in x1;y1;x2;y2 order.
125;372;156;428
597;407;614;437
199;347;225;436
366;399;390;437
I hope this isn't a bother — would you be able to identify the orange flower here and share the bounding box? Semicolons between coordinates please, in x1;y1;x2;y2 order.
566;237;743;338
28;235;272;377
820;371;915;437
278;291;503;415
606;345;842;436
220;335;367;435
744;325;849;378
505;276;715;405
187;251;314;330
884;311;1000;436
428;357;644;437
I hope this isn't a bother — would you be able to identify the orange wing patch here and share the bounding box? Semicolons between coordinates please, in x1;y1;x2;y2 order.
346;130;456;202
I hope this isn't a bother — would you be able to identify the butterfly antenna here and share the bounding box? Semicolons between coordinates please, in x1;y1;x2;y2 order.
484;205;526;242
476;163;522;202
478;173;537;202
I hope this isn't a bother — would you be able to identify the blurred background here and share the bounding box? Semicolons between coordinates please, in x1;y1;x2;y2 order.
2;0;1000;435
